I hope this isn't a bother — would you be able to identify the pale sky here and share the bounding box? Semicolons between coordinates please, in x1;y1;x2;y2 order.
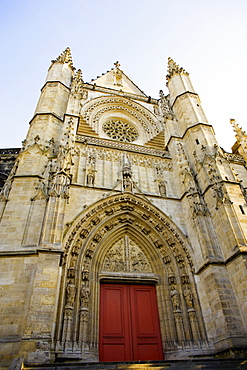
1;0;247;152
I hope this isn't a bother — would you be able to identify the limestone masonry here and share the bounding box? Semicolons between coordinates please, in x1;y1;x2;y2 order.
1;48;247;368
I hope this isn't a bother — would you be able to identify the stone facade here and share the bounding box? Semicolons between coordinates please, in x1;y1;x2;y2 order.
1;48;247;368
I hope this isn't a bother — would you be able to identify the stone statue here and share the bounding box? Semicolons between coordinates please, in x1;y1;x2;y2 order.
184;287;194;309
80;281;90;307
170;286;181;311
65;280;76;307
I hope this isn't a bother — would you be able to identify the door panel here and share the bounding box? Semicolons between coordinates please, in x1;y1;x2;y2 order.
99;284;132;361
130;285;163;361
99;283;163;361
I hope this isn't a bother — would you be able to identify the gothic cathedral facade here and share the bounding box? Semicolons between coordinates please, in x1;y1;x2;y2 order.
1;48;247;367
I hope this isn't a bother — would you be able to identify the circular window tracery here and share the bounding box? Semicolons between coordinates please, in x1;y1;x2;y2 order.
102;119;139;142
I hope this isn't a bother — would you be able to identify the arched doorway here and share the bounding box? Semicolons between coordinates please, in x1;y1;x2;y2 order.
99;282;163;361
98;233;164;361
54;193;207;361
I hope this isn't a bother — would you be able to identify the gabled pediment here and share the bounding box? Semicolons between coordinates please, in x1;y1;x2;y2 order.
90;62;147;97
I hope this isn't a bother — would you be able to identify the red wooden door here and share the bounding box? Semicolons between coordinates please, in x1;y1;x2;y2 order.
99;283;163;361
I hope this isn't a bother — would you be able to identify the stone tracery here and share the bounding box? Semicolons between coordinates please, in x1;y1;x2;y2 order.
102;119;139;142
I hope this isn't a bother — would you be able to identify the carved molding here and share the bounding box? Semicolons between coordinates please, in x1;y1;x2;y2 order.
62;193;194;272
80;96;161;136
76;135;171;159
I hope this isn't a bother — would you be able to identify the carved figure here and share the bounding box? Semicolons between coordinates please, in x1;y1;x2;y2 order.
86;167;95;186
159;181;167;197
131;251;149;272
69;254;77;269
170;286;181;311
104;245;125;272
49;172;70;198
80;281;90;307
159;90;175;120
184;287;194;309
65;281;76;307
122;154;133;191
86;151;96;186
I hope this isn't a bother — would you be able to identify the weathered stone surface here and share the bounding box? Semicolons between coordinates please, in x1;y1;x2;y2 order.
1;51;247;369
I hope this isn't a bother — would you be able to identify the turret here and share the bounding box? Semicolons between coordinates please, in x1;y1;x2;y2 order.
25;48;74;147
166;58;209;140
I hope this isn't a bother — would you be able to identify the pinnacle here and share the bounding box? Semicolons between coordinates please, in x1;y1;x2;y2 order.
166;57;187;82
75;69;84;82
52;47;74;69
230;118;246;139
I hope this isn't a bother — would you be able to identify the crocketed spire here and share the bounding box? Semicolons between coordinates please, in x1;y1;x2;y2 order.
166;57;188;82
51;47;74;69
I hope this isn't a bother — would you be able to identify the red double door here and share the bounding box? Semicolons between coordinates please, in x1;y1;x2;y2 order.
99;283;164;361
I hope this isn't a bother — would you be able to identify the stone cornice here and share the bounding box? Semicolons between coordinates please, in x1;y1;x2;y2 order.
29;112;64;125
196;248;247;275
170;91;199;108
165;122;213;148
76;134;171;158
83;82;158;105
41;80;71;92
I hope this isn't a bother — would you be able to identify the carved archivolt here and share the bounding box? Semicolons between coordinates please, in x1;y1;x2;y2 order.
55;193;208;360
62;193;194;273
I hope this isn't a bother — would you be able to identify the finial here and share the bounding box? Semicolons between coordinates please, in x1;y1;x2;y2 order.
122;153;132;192
230;118;246;142
114;61;121;69
71;69;88;100
75;69;84;82
113;61;123;86
51;47;74;70
166;57;188;82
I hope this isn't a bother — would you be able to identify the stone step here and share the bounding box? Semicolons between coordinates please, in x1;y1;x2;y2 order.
21;359;247;370
77;119;99;137
145;131;165;150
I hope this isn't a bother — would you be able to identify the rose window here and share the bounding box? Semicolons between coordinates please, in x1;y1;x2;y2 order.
102;119;138;142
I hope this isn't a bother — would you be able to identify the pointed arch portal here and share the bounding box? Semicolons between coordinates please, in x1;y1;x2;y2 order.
55;193;208;361
99;283;163;361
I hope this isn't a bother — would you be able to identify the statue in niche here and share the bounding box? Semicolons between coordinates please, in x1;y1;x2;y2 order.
86;167;96;186
86;151;96;186
170;286;181;311
155;166;167;197
65;280;76;307
69;253;77;269
159;181;167;197
80;280;90;307
184;286;194;309
122;154;132;192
